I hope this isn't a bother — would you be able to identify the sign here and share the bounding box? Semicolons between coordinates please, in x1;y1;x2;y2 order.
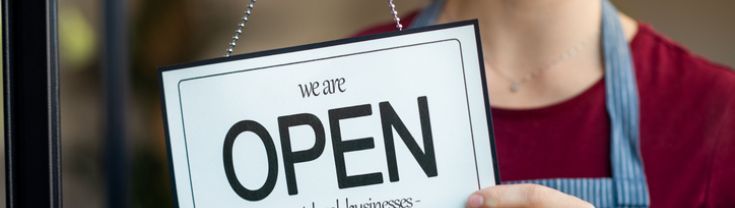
159;20;498;208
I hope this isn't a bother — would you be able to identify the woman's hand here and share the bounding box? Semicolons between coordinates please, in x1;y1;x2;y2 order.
466;184;594;208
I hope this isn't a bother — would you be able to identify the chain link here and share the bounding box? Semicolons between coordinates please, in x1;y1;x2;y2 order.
225;0;257;57
388;0;402;31
225;1;403;57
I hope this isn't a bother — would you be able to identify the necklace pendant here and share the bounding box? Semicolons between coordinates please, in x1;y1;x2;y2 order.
510;82;520;93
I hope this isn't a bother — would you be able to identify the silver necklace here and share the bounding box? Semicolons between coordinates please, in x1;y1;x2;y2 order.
490;40;587;93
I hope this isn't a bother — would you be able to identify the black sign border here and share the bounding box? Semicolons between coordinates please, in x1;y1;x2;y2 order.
159;20;499;207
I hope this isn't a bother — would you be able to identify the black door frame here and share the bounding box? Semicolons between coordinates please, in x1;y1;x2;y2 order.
2;0;62;207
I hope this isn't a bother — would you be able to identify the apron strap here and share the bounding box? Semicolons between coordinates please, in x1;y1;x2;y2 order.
409;0;445;30
505;178;617;207
601;0;650;206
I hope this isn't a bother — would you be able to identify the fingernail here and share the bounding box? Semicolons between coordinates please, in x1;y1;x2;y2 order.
467;193;484;208
485;196;497;207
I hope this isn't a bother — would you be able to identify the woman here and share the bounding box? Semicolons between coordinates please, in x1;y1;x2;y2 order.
356;0;734;207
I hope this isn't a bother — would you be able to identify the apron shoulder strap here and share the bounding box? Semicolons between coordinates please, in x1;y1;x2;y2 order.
601;0;650;206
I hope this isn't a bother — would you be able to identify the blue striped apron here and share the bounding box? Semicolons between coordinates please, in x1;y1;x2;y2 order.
410;0;650;207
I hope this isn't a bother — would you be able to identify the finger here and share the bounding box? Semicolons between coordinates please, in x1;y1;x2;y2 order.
467;184;594;208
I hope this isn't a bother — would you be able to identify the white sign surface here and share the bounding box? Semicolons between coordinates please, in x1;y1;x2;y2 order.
160;21;498;208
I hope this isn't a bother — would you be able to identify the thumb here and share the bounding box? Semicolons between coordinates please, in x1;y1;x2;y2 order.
466;184;594;208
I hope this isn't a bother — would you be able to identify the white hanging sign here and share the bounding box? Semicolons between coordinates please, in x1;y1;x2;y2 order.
159;21;498;208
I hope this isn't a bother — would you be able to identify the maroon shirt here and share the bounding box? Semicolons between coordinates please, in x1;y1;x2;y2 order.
355;12;735;207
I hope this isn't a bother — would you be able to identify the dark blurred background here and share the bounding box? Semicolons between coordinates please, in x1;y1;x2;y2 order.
0;0;730;207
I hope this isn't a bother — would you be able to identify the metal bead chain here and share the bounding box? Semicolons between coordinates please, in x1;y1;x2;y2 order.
388;0;402;31
225;0;257;57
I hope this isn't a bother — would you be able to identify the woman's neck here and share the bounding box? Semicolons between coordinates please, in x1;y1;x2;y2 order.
437;0;603;75
435;0;637;109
